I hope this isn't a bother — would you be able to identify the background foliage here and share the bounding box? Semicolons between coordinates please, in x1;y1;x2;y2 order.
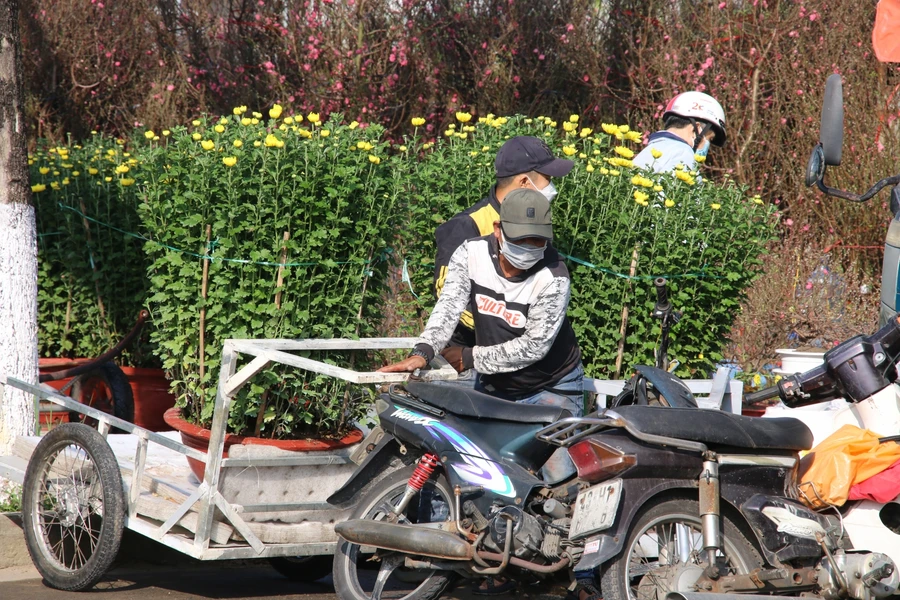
30;110;773;436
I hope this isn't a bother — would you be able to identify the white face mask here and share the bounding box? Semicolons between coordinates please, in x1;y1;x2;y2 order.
526;175;558;202
500;230;546;271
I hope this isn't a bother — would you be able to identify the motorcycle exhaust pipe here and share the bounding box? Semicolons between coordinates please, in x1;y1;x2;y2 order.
668;594;803;600
335;519;474;560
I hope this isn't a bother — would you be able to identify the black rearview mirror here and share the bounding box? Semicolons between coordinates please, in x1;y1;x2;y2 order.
821;73;844;166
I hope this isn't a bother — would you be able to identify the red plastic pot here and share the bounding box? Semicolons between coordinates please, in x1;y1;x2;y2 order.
162;407;364;481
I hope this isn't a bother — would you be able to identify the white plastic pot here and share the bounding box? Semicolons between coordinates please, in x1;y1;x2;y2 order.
774;348;826;375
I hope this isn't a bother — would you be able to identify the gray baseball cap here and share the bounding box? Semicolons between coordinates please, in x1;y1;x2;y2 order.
500;189;553;241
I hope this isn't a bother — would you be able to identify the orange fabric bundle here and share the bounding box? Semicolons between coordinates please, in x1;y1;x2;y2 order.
798;424;900;509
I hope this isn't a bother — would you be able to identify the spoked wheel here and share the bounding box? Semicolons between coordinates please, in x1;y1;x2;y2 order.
333;465;457;600
600;498;763;600
22;423;126;591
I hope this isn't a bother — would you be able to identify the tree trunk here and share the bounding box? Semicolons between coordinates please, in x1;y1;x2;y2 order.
0;0;37;456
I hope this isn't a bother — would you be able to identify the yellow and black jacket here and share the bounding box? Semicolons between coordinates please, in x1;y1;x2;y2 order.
433;185;502;348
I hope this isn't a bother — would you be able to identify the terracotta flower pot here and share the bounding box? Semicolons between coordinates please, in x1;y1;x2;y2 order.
162;407;364;481
120;367;177;431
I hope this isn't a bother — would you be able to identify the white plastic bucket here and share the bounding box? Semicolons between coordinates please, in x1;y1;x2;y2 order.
774;348;826;375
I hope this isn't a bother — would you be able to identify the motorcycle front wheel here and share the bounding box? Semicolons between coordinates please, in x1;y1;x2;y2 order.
333;464;457;600
600;498;763;600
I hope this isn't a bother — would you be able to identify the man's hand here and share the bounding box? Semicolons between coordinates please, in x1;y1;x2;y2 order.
440;346;467;373
378;355;428;373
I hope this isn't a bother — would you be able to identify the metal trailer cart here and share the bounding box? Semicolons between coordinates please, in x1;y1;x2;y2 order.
0;336;741;592
0;337;457;592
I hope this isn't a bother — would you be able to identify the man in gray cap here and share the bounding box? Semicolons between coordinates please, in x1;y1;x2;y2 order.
381;189;584;475
432;136;574;358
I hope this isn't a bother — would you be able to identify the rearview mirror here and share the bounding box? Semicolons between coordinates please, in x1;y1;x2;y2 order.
821;74;844;166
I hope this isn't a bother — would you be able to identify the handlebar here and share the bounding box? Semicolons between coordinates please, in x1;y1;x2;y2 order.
654;277;669;309
744;385;781;404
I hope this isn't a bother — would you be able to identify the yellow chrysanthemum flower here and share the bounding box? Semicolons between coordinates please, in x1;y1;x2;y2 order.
250;118;259;125
191;133;202;141
219;117;229;125
618;124;630;133
579;128;593;138
368;154;381;164
456;112;472;123
399;145;408;152
675;170;696;185
31;183;46;193
213;125;224;134
614;146;635;159
695;154;707;163
411;117;426;127
653;185;663;192
753;195;763;205
664;199;675;208
563;122;576;132
264;134;284;148
624;131;642;142
562;146;577;156
223;156;237;167
651;148;663;159
192;119;202;126
579;153;587;159
104;176;112;182
120;178;135;186
252;111;262;119
39;167;49;175
711;203;721;210
230;139;242;148
200;140;215;151
586;164;595;173
269;104;283;119
307;112;320;124
283;116;294;125
348;121;359;129
72;171;80;177
634;190;649;202
599;167;609;175
569;114;579;123
241;117;252;126
253;141;262;147
456;132;468;140
319;129;330;137
609;169;621;176
88;168;98;175
524;118;533;124
144;130;155;139
115;164;130;174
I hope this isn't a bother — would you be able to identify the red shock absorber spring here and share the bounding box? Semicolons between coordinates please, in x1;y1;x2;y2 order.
407;453;440;490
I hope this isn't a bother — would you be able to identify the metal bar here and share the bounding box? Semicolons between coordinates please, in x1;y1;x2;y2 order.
97;419;110;438
227;338;419;351
194;343;238;551
5;377;208;461
223;355;271;397
220;455;353;468
228;342;409;384
236;502;335;513
212;491;265;554
154;484;207;541
130;434;149;518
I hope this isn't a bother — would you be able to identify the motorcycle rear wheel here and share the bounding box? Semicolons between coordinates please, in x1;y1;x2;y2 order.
333;464;457;600
600;498;763;600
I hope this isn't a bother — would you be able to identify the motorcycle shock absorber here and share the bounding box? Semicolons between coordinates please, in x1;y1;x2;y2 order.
391;453;441;518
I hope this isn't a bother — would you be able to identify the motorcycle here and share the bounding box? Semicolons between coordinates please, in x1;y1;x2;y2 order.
534;314;900;600
326;374;586;600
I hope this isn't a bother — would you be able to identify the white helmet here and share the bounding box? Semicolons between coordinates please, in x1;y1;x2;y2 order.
663;91;726;146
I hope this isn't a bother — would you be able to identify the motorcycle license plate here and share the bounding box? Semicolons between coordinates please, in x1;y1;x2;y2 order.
569;479;623;539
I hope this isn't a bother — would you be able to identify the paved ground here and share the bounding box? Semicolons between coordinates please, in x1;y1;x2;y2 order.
0;530;571;600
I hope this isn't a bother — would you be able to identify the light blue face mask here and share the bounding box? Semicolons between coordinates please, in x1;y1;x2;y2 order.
500;230;546;270
695;141;710;158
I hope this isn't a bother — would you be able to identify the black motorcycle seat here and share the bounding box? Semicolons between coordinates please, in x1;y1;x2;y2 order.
610;405;813;451
405;381;572;424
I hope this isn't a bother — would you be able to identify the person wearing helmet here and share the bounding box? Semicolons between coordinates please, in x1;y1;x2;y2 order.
633;91;727;173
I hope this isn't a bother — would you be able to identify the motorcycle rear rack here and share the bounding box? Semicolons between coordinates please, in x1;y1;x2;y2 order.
537;412;707;453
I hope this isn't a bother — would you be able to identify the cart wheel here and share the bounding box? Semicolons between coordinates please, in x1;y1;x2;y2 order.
70;362;135;428
268;555;334;582
22;423;126;591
